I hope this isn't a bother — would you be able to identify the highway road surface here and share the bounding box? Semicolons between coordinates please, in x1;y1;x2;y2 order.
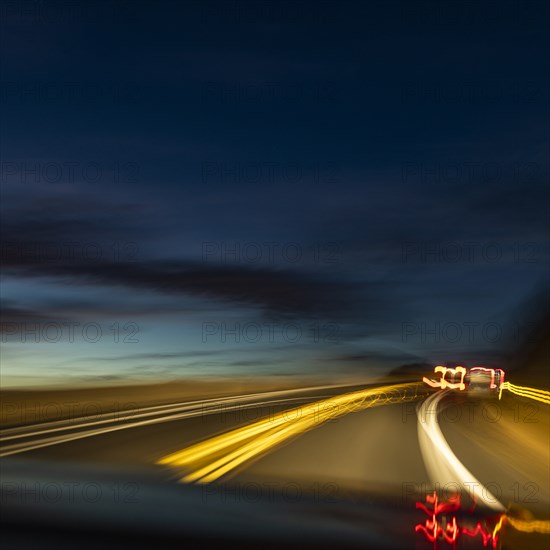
1;381;549;549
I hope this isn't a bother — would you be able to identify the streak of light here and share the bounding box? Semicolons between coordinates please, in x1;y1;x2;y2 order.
415;491;500;548
415;491;460;545
462;522;497;548
422;366;466;390
492;514;505;541
499;382;550;404
0;396;323;457
417;391;505;512
0;383;348;439
158;383;428;483
415;495;550;547
506;516;550;534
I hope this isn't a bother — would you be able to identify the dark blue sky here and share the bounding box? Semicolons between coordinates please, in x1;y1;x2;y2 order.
1;0;549;385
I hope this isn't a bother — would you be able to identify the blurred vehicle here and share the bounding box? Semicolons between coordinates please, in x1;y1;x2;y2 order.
466;367;505;398
422;366;505;397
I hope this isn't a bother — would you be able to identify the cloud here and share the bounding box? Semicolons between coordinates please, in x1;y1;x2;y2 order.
1;216;385;322
5;257;363;318
0;301;62;325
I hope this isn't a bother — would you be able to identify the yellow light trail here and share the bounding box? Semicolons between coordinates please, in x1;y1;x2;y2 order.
493;515;505;541
489;514;550;544
499;382;550;405
505;516;550;534
158;382;428;483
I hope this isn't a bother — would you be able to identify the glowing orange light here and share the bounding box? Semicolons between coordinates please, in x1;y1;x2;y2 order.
422;365;466;390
